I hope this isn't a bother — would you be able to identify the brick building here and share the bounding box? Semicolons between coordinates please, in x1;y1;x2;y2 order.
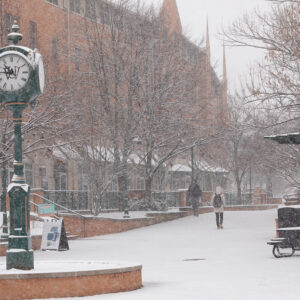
0;0;228;210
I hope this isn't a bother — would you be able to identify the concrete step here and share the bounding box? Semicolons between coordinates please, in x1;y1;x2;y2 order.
67;234;79;240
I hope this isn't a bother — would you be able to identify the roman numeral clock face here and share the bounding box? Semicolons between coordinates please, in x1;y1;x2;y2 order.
0;53;30;92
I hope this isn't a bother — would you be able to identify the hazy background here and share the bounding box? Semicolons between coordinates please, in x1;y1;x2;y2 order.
142;0;272;92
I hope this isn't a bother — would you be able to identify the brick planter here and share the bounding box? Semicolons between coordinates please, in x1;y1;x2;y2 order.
0;261;142;300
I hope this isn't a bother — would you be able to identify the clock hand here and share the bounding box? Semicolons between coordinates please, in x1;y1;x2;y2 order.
1;65;18;79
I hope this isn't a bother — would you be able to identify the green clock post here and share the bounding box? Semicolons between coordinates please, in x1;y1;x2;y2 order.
0;21;45;270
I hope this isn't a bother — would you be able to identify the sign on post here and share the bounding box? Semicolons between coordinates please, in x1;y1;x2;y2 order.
38;204;55;215
41;219;69;251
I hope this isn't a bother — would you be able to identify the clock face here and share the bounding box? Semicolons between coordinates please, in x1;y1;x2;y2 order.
0;52;30;92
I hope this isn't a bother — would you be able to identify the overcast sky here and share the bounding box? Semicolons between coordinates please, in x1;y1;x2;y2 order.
142;0;272;92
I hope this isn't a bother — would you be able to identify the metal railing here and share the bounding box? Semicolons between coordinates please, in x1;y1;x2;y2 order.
29;189;262;213
31;193;86;218
43;190;89;211
224;192;252;206
152;191;182;207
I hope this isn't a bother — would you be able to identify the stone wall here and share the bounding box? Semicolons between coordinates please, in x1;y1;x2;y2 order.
0;266;142;300
60;211;189;238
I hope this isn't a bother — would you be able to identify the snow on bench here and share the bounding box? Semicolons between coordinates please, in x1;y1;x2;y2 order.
277;227;300;231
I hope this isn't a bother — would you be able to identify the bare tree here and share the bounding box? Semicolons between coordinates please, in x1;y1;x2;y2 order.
224;1;300;126
222;0;300;191
87;0;216;206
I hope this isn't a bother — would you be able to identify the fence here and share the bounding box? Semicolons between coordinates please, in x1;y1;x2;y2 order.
102;191;182;209
40;190;254;211
224;192;252;206
102;192;120;209
152;191;182;207
29;189;268;212
44;190;89;211
139;191;252;207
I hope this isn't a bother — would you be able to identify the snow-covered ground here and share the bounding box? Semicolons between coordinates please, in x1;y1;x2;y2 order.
1;209;300;300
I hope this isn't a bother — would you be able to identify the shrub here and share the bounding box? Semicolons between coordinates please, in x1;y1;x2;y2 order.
129;198;168;211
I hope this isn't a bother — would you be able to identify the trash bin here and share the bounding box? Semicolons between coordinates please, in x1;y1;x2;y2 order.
277;206;300;240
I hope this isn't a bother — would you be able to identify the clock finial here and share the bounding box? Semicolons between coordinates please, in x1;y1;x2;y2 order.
7;20;23;45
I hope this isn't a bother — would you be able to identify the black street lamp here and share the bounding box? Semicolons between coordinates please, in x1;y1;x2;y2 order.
1;132;8;238
191;146;195;182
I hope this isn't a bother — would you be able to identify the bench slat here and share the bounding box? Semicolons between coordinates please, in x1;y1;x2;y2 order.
267;241;285;245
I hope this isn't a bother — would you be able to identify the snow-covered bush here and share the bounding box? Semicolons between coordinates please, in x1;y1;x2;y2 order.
129;198;168;211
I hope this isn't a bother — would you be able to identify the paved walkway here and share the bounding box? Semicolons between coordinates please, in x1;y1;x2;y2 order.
2;209;299;300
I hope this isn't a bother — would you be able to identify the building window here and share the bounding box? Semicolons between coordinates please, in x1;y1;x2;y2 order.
113;13;123;31
153;170;164;191
29;21;37;49
52;38;58;65
99;2;110;25
108;168;118;192
70;0;80;14
170;173;186;191
46;0;58;5
78;173;89;191
136;170;145;191
6;167;14;184
4;13;19;41
25;164;33;187
54;162;67;191
74;47;81;70
59;173;67;190
203;173;212;192
85;0;96;19
39;167;48;190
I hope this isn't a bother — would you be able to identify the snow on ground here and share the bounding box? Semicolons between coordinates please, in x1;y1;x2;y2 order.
1;209;300;300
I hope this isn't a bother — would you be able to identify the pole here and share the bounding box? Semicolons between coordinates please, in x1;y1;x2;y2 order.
123;160;130;218
1;132;8;238
191;146;194;181
249;165;252;203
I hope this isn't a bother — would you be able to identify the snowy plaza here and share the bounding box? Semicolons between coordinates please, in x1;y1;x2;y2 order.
0;0;299;298
1;208;299;300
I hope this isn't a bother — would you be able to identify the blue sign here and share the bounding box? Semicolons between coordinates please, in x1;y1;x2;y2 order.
38;204;55;215
47;226;59;242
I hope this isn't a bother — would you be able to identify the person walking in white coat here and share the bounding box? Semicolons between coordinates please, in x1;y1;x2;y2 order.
211;186;226;229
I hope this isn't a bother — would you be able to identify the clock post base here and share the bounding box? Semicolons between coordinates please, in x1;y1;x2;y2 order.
6;249;34;270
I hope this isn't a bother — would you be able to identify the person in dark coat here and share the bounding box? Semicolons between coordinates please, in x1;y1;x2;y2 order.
188;178;202;217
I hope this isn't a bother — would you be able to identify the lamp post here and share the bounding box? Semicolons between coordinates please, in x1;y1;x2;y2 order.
0;21;44;270
123;163;130;219
191;146;195;182
249;164;252;203
1;134;8;238
123;136;142;218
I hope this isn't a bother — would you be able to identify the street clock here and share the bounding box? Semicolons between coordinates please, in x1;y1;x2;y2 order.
0;20;45;105
0;21;45;270
0;47;45;104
